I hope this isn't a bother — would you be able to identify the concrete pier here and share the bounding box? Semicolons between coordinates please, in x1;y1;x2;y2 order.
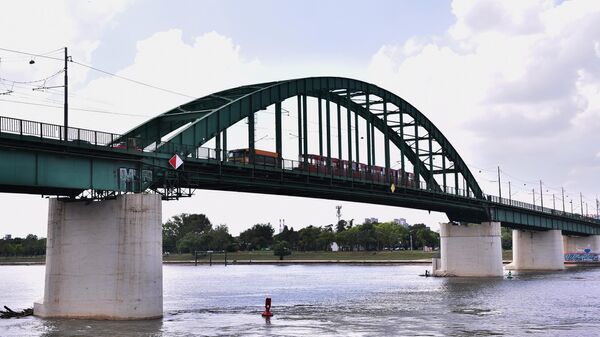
34;194;163;319
434;222;503;277
507;229;564;271
563;235;600;254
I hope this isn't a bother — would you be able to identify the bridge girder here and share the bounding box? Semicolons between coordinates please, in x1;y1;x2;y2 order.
120;77;484;199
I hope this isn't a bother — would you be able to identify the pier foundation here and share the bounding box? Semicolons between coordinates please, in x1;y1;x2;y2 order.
34;194;163;319
506;229;564;271
434;222;503;277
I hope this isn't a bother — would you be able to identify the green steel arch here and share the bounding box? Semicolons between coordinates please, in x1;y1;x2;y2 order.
121;77;484;199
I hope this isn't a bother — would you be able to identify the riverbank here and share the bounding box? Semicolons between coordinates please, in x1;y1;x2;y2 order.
0;250;515;265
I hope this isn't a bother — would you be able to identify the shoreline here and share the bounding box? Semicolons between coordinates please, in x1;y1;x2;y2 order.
3;260;599;266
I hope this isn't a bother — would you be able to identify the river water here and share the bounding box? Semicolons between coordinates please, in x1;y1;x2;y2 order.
1;264;599;336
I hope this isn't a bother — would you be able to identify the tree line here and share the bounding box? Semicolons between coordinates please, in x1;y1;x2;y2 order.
162;213;442;255
0;234;46;257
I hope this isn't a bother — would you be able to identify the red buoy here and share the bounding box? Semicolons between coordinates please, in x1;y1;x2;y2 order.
261;297;274;317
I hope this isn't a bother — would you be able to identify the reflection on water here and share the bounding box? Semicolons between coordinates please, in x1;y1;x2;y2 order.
1;264;600;336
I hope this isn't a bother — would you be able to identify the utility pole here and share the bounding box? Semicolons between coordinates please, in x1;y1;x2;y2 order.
508;181;512;204
580;192;584;216
562;187;566;213
596;197;599;219
497;166;502;199
553;194;555;210
532;188;535;206
570;200;573;213
335;205;342;225
64;47;69;140
539;180;544;209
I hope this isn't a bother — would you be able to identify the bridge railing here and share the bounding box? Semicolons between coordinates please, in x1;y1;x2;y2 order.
186;146;600;224
0;115;147;150
486;194;600;224
184;146;477;197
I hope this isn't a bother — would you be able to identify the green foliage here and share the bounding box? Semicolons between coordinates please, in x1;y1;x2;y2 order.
501;227;512;250
163;213;213;253
297;226;321;251
176;232;204;254
163;213;234;254
374;222;409;249
239;223;274;250
335;220;348;232
409;223;440;249
0;235;46;256
274;225;299;249
272;240;291;260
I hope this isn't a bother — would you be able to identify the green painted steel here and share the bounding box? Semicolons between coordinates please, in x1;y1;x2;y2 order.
118;77;483;199
1;77;599;236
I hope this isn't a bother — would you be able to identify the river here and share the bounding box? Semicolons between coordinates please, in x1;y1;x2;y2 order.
1;264;599;336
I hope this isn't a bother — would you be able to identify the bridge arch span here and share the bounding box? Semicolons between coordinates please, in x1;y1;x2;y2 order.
121;77;483;199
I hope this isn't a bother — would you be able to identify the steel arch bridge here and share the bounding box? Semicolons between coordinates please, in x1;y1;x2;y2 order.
122;77;482;197
0;77;599;235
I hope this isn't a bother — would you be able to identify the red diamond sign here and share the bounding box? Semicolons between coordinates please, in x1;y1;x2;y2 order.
169;154;183;169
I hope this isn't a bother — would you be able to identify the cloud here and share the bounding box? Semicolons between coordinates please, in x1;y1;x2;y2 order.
75;29;265;133
0;0;135;123
367;0;600;201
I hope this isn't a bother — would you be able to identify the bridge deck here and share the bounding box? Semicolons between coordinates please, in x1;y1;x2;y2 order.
1;115;598;235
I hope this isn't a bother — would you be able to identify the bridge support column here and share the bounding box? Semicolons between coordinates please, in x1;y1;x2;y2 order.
434;222;503;277
563;235;600;259
506;230;564;271
34;194;163;319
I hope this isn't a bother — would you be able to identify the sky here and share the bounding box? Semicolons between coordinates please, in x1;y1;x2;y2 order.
1;0;600;237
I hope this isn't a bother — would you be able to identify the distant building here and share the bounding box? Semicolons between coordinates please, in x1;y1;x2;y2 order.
364;217;379;224
330;242;339;252
3;234;11;240
393;218;410;228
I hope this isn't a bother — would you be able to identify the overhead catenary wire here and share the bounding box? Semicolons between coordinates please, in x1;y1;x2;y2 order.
0;46;196;99
0;98;149;117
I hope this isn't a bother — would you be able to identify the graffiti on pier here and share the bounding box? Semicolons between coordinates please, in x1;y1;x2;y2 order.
564;253;599;262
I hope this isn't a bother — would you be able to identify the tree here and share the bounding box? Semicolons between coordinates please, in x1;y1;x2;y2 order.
272;240;291;260
501;227;512;250
297;226;321;251
357;222;378;250
317;230;336;251
374;222;408;249
163;213;213;253
239;223;274;250
337;226;360;251
335;220;348;232
176;232;204;254
209;224;233;251
410;223;440;249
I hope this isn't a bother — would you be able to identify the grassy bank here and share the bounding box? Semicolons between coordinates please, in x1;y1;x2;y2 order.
164;250;440;262
0;250;514;264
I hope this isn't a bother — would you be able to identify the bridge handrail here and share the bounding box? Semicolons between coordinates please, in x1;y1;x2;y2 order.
186;144;600;224
0;115;141;149
485;194;600;224
3;114;599;224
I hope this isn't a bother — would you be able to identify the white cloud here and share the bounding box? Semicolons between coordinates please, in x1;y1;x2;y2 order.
75;29;264;133
367;0;600;202
0;0;135;123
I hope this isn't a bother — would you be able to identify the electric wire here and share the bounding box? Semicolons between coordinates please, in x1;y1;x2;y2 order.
0;98;149;117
